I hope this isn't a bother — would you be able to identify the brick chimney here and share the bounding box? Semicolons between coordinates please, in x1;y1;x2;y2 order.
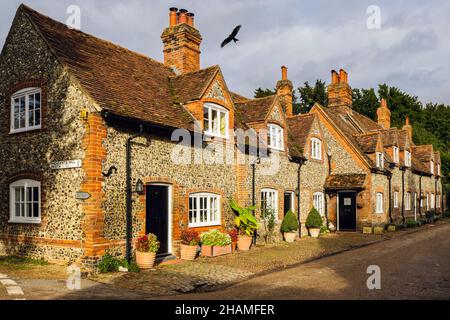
376;98;391;129
402;116;413;140
327;69;353;108
161;8;202;74
276;66;294;117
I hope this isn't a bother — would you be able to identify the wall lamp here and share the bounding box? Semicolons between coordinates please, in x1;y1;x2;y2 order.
135;179;145;195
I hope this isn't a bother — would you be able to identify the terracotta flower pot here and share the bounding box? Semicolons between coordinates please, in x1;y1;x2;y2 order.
309;228;320;238
135;251;156;269
283;232;297;243
231;242;237;253
180;244;198;261
237;235;252;251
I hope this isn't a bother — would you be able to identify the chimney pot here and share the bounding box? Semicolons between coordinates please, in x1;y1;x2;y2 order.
339;69;348;83
405;116;410;126
169;7;178;27
331;70;339;84
281;66;288;81
178;9;188;24
187;13;195;27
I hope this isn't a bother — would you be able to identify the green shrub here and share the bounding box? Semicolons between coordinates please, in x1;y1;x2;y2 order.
98;251;140;273
280;210;299;233
306;208;323;229
98;251;121;273
425;211;436;224
320;226;330;234
396;223;406;230
445;210;450;219
200;229;231;246
419;218;427;225
406;219;420;228
230;199;259;236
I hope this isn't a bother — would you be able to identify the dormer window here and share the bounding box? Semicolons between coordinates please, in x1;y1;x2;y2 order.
430;160;434;175
404;150;411;167
310;138;322;160
203;103;229;138
268;124;284;151
376;152;384;168
393;146;399;163
10;88;41;133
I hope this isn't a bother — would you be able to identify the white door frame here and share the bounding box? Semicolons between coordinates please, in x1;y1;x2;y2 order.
147;183;173;255
337;190;358;232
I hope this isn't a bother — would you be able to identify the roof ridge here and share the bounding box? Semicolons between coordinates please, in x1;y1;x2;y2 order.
20;4;173;73
170;65;219;79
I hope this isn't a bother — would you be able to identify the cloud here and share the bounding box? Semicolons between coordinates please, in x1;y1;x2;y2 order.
1;0;449;105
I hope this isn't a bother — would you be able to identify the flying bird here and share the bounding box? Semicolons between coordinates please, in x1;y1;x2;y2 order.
221;25;241;48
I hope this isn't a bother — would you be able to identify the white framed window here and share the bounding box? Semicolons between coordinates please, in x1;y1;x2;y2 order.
430;161;434;175
188;193;221;227
431;193;435;209
203;103;229;138
420;192;424;208
376;193;384;214
313;192;325;217
310;138;322;160
426;193;429;210
437;163;441;176
10;88;41;133
437;195;441;208
376;152;384;168
9;179;41;224
393;191;399;208
267;124;284;151
405;192;411;210
393;146;399;163
261;188;278;220
404;150;411;167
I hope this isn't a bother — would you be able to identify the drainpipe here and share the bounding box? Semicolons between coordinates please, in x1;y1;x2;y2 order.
434;177;438;214
401;168;406;224
126;125;144;263
251;161;257;245
388;172;393;223
325;149;332;227
297;160;305;238
419;175;423;218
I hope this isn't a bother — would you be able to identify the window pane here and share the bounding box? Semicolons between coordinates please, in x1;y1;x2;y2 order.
211;110;218;134
203;107;209;132
189;197;195;224
33;187;39;202
33;202;39;217
220;112;226;135
26;202;32;218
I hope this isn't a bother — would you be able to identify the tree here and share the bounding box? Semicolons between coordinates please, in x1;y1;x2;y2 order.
254;87;276;98
297;80;327;114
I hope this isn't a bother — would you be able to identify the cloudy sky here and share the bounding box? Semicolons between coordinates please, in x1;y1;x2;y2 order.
1;0;450;105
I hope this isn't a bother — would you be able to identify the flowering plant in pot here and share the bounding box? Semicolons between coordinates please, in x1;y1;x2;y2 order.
180;229;200;261
228;229;238;252
305;208;323;238
135;233;159;269
280;210;298;243
230;199;259;251
200;229;232;257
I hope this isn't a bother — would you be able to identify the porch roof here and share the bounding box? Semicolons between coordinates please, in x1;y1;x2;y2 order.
324;173;367;191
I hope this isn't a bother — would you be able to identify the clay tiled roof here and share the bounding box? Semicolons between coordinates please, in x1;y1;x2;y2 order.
230;92;250;104
169;66;219;104
325;174;367;190
380;129;399;147
21;4;195;130
412;145;433;162
355;132;380;153
234;95;277;123
286;114;316;159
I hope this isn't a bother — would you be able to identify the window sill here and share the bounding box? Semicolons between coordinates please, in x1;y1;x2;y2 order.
203;132;229;140
8;219;41;225
9;127;42;135
189;223;221;228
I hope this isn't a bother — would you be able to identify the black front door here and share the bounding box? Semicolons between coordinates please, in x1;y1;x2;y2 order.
146;185;169;255
338;192;356;231
284;192;293;216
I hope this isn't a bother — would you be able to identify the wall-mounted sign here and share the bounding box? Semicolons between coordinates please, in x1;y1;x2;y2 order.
50;160;82;170
75;191;91;200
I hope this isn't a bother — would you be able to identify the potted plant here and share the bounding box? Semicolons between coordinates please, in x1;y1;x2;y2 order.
135;233;159;269
200;229;232;257
180;229;200;261
305;208;322;238
228;229;238;252
280;210;298;243
230;199;259;251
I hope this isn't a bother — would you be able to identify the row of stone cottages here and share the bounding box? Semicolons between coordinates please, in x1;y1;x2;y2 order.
0;5;444;266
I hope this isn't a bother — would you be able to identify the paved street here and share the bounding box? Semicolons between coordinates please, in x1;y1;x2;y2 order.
0;222;449;300
167;223;450;300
